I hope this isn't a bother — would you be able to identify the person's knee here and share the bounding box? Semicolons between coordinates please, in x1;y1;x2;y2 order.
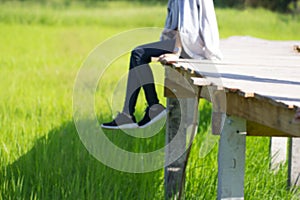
131;47;143;59
131;47;150;67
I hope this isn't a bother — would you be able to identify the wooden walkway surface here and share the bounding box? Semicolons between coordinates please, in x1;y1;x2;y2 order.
172;36;300;137
210;36;299;108
164;36;300;200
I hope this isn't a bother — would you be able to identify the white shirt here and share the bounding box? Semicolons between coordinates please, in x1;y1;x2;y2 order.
161;0;222;60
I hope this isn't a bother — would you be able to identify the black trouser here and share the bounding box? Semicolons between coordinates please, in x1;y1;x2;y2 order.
123;39;176;116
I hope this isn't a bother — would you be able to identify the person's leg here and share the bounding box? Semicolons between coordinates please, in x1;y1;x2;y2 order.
123;39;175;116
101;39;175;129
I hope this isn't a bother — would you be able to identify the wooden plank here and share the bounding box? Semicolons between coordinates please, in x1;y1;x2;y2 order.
288;138;300;188
189;63;300;108
211;89;227;135
226;91;300;137
247;121;292;137
164;78;196;98
195;84;227;135
199;85;300;137
218;115;246;200
294;108;300;124
164;66;199;98
180;57;300;68
270;137;288;171
191;77;211;86
212;112;226;135
179;37;300;111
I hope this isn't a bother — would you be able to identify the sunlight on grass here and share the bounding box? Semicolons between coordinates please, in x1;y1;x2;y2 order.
218;8;300;40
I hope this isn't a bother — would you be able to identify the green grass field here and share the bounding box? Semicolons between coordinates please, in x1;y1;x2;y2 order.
0;1;300;199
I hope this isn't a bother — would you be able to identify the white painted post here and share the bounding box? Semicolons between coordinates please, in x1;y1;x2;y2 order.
269;137;288;171
217;115;246;200
288;138;300;188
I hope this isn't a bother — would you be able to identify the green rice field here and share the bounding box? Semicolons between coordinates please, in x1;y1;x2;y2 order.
0;1;300;199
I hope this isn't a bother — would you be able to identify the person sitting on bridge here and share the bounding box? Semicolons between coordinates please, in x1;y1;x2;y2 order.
101;0;222;129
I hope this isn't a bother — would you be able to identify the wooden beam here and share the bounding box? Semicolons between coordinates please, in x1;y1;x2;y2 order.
200;86;300;137
164;66;198;98
164;78;196;98
211;89;227;135
199;86;227;135
226;91;300;137
246;121;293;137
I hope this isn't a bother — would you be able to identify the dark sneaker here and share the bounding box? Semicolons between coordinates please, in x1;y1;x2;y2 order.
101;112;138;129
138;104;167;128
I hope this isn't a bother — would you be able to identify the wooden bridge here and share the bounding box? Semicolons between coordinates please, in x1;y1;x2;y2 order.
163;36;300;199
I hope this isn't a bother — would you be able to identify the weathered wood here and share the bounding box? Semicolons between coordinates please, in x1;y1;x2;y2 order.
212;112;226;135
270;137;288;171
247;121;292;137
164;78;197;98
218;115;246;200
211;89;226;135
197;84;300;137
194;84;227;135
188;37;300;111
165;97;186;200
163;37;300;199
294;45;300;53
288;138;300;188
225;91;300;137
164;64;200;98
164;97;199;199
164;66;199;199
199;86;300;137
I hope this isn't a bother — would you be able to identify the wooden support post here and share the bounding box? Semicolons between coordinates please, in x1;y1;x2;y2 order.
165;97;186;200
164;97;198;200
217;115;246;200
164;65;200;199
269;137;287;171
288;138;300;188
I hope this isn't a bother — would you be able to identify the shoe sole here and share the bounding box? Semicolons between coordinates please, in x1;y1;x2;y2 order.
139;109;167;129
101;123;139;130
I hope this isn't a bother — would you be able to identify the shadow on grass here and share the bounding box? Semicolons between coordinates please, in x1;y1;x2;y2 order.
1;101;216;199
1;121;164;199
